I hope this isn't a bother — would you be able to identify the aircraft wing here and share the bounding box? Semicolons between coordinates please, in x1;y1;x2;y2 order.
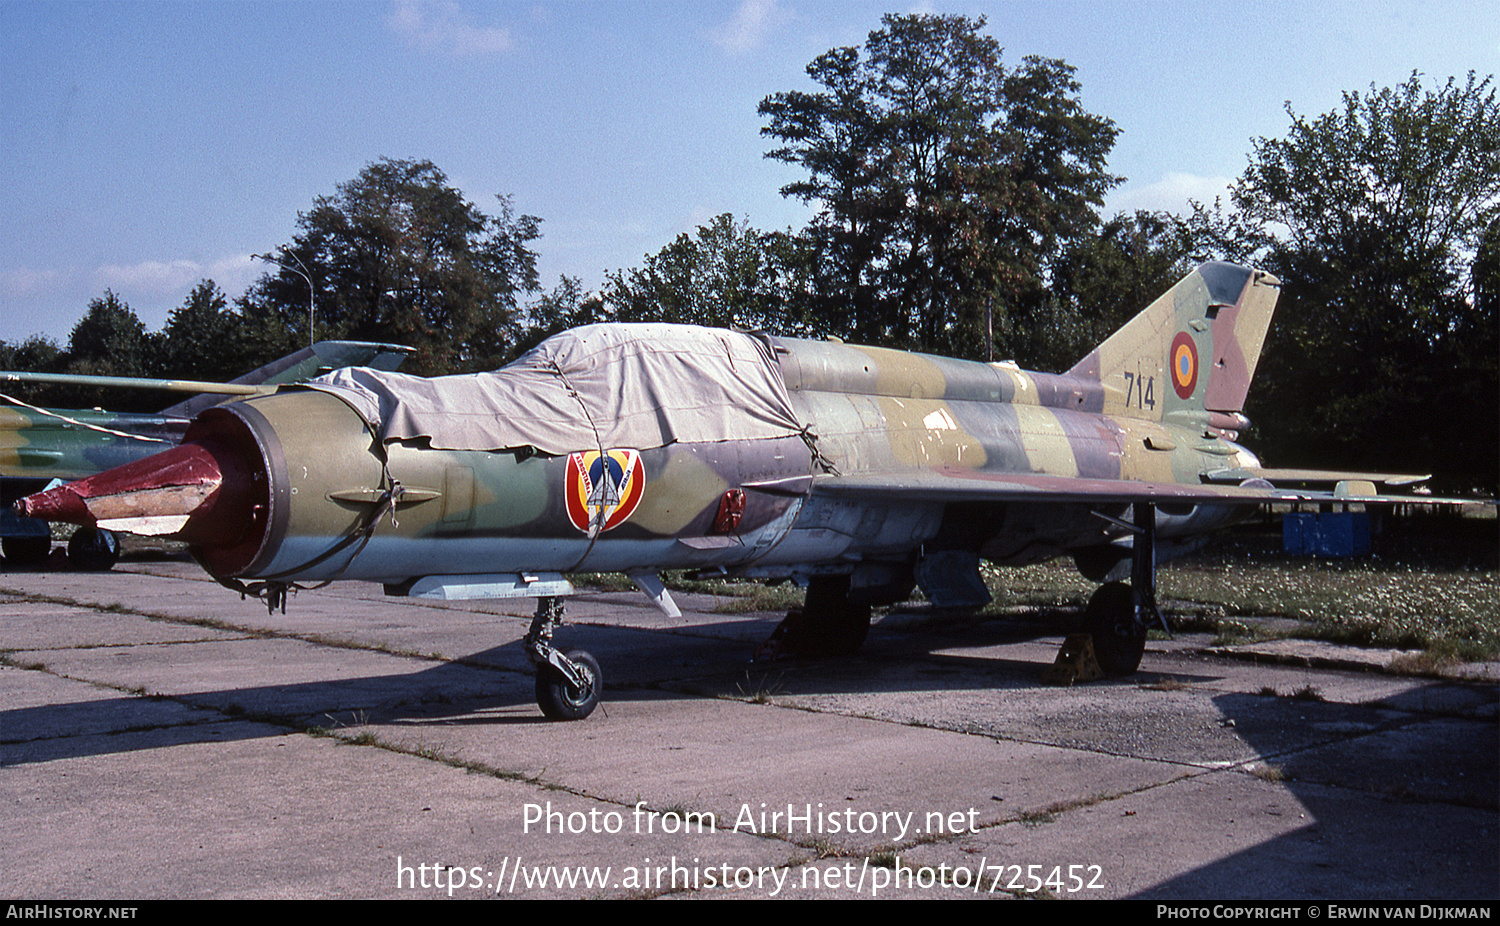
808;468;1480;508
0;371;271;397
1;341;416;424
1202;467;1434;490
1;341;417;497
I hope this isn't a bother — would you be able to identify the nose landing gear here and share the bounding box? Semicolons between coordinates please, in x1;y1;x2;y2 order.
526;596;602;721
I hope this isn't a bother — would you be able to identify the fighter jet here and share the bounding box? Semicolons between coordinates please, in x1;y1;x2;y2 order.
15;263;1458;719
2;340;412;568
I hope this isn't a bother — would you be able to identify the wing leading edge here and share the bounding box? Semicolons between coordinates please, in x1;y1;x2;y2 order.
809;468;1480;508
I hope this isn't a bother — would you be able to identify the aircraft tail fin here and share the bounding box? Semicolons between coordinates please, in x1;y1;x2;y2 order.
161;341;415;418
1065;262;1280;425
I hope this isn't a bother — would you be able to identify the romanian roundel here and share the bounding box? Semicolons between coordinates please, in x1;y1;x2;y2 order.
1169;332;1199;399
565;450;646;535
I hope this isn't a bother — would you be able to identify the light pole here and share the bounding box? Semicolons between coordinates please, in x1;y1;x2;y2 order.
252;252;316;349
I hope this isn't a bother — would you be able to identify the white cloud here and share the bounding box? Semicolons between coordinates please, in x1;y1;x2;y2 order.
711;0;787;56
388;0;513;58
0;266;69;301
0;255;264;344
1105;172;1234;218
96;259;206;294
92;255;255;294
206;255;264;299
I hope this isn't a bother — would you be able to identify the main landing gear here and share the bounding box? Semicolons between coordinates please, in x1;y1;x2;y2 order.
67;527;120;571
1083;502;1166;677
755;574;872;659
1;527;118;571
525;597;602;721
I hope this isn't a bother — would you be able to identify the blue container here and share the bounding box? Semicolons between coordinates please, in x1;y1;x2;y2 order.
1283;511;1371;557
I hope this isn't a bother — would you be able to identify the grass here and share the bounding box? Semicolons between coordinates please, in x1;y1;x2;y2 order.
977;516;1499;661
32;512;1492;669
1290;685;1325;702
1017;808;1056;826
0;652;47;672
1138;677;1188;691
577;516;1495;661
735;671;785;704
1250;763;1287;782
569;571;805;613
708;583;805;614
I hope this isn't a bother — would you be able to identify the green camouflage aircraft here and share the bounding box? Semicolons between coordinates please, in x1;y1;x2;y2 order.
18;263;1464;719
1;340;412;568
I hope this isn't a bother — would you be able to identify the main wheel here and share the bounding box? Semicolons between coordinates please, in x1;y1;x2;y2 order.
68;527;120;571
1084;581;1146;677
536;650;602;721
799;574;871;655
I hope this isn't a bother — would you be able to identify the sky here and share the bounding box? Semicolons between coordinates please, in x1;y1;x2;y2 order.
1;0;1495;346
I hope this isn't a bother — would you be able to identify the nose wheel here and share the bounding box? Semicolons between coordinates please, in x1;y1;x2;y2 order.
525;597;602;720
535;650;602;721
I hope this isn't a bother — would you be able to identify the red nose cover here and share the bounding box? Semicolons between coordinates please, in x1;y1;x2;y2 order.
16;438;259;549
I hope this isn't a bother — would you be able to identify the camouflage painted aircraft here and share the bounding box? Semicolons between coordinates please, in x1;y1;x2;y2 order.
17;263;1456;719
1;340;412;569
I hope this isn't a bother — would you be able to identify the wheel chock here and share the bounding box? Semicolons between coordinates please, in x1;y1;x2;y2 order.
1043;634;1104;684
753;609;804;660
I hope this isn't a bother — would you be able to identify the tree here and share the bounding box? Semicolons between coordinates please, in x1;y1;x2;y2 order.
1238;73;1498;289
59;291;158;410
760;13;1119;359
0;334;65;408
509;275;603;358
598;214;819;336
232;290;301;370
1216;72;1499;491
0;334;62;371
256;158;543;374
160;280;251;381
68;291;151;376
1037;211;1201;370
1477;218;1499;319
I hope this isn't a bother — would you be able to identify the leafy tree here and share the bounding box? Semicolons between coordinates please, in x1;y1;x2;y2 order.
68;291;151;376
0;334;65;407
1477;217;1499;318
1036;211;1201;370
1214;72;1499;491
0;334;63;372
59;291;159;410
509;275;602;358
599;214;819;336
760;13;1119;359
160;280;252;381
1238;73;1497;287
256;158;543;374
232;290;301;370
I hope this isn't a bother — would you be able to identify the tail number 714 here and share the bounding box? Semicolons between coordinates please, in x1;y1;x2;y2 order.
1122;369;1156;410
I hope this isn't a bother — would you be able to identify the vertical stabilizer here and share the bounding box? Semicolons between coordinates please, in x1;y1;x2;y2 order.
161;341;414;419
1066;262;1280;424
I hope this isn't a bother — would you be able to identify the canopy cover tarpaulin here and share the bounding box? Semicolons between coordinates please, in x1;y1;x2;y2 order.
304;324;805;455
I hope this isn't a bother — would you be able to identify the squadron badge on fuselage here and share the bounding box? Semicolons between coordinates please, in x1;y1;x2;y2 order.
565;449;645;535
